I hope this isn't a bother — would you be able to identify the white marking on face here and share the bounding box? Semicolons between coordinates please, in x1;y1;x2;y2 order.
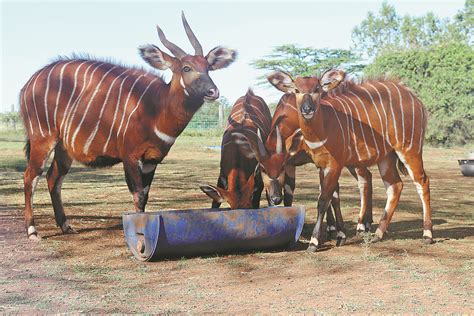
27;226;37;236
180;77;186;89
184;88;189;96
336;231;346;239
356;223;366;231
310;237;319;246
154;127;177;145
304;138;327;150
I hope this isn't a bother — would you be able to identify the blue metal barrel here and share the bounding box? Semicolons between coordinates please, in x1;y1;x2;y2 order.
122;206;305;261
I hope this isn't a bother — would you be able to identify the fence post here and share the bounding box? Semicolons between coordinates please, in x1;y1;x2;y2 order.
219;102;224;127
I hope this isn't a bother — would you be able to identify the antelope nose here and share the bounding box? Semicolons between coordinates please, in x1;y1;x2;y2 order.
206;88;219;100
271;196;283;205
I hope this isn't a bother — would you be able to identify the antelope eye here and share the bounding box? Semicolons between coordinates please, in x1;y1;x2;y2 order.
182;66;192;72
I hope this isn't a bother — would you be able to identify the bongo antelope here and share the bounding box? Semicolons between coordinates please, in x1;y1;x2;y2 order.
20;13;237;240
268;70;431;251
200;89;272;209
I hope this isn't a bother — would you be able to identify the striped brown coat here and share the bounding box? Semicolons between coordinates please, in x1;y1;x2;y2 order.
268;70;432;251
200;89;272;209
20;13;237;240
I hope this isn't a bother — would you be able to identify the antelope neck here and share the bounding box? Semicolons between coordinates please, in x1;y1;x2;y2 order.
298;106;327;149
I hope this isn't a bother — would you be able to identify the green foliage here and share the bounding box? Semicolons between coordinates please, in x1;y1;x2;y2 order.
352;1;473;58
0;111;21;131
364;43;474;146
250;44;365;81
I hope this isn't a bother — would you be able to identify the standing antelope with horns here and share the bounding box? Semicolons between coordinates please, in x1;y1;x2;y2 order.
200;89;272;209
268;70;432;251
20;13;236;240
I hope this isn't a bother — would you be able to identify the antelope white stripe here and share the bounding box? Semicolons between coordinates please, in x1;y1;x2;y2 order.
367;82;392;147
407;91;416;151
31;68;47;137
326;97;352;160
59;61;89;132
325;101;346;157
340;94;372;160
333;95;362;161
83;69;130;154
44;63;60;135
391;82;405;147
54;60;75;128
359;85;387;154
64;62;104;146
122;78;158;141
103;75;131;153
154;127;177;145
22;72;40;135
379;82;399;145
304;137;327;150
116;75;145;139
348;91;380;158
71;66;119;151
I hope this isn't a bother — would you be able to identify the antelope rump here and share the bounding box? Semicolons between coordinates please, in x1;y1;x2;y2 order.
268;70;431;251
19;13;237;240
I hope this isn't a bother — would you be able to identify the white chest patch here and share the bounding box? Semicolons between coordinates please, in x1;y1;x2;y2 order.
304;138;327;150
154;127;176;145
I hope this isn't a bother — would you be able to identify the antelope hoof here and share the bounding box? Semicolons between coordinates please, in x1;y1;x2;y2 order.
423;236;434;244
364;222;372;232
371;228;384;243
356;223;366;235
336;237;346;247
61;221;78;234
307;237;320;252
423;230;434;244
336;231;347;247
27;226;41;241
28;233;42;241
326;226;337;240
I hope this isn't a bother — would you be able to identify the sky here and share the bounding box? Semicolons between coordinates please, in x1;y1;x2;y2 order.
0;0;466;112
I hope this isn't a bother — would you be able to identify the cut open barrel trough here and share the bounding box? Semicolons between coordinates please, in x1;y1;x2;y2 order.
122;206;305;261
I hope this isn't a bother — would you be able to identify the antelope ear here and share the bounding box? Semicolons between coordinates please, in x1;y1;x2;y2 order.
139;44;177;70
206;46;237;70
267;71;297;93
285;129;304;157
231;132;256;159
200;184;225;203
320;69;346;92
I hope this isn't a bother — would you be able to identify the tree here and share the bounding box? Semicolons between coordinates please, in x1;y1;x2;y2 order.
352;1;473;58
250;44;365;81
364;43;474;146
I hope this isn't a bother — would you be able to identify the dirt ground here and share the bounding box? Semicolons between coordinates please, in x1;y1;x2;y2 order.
0;134;473;313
